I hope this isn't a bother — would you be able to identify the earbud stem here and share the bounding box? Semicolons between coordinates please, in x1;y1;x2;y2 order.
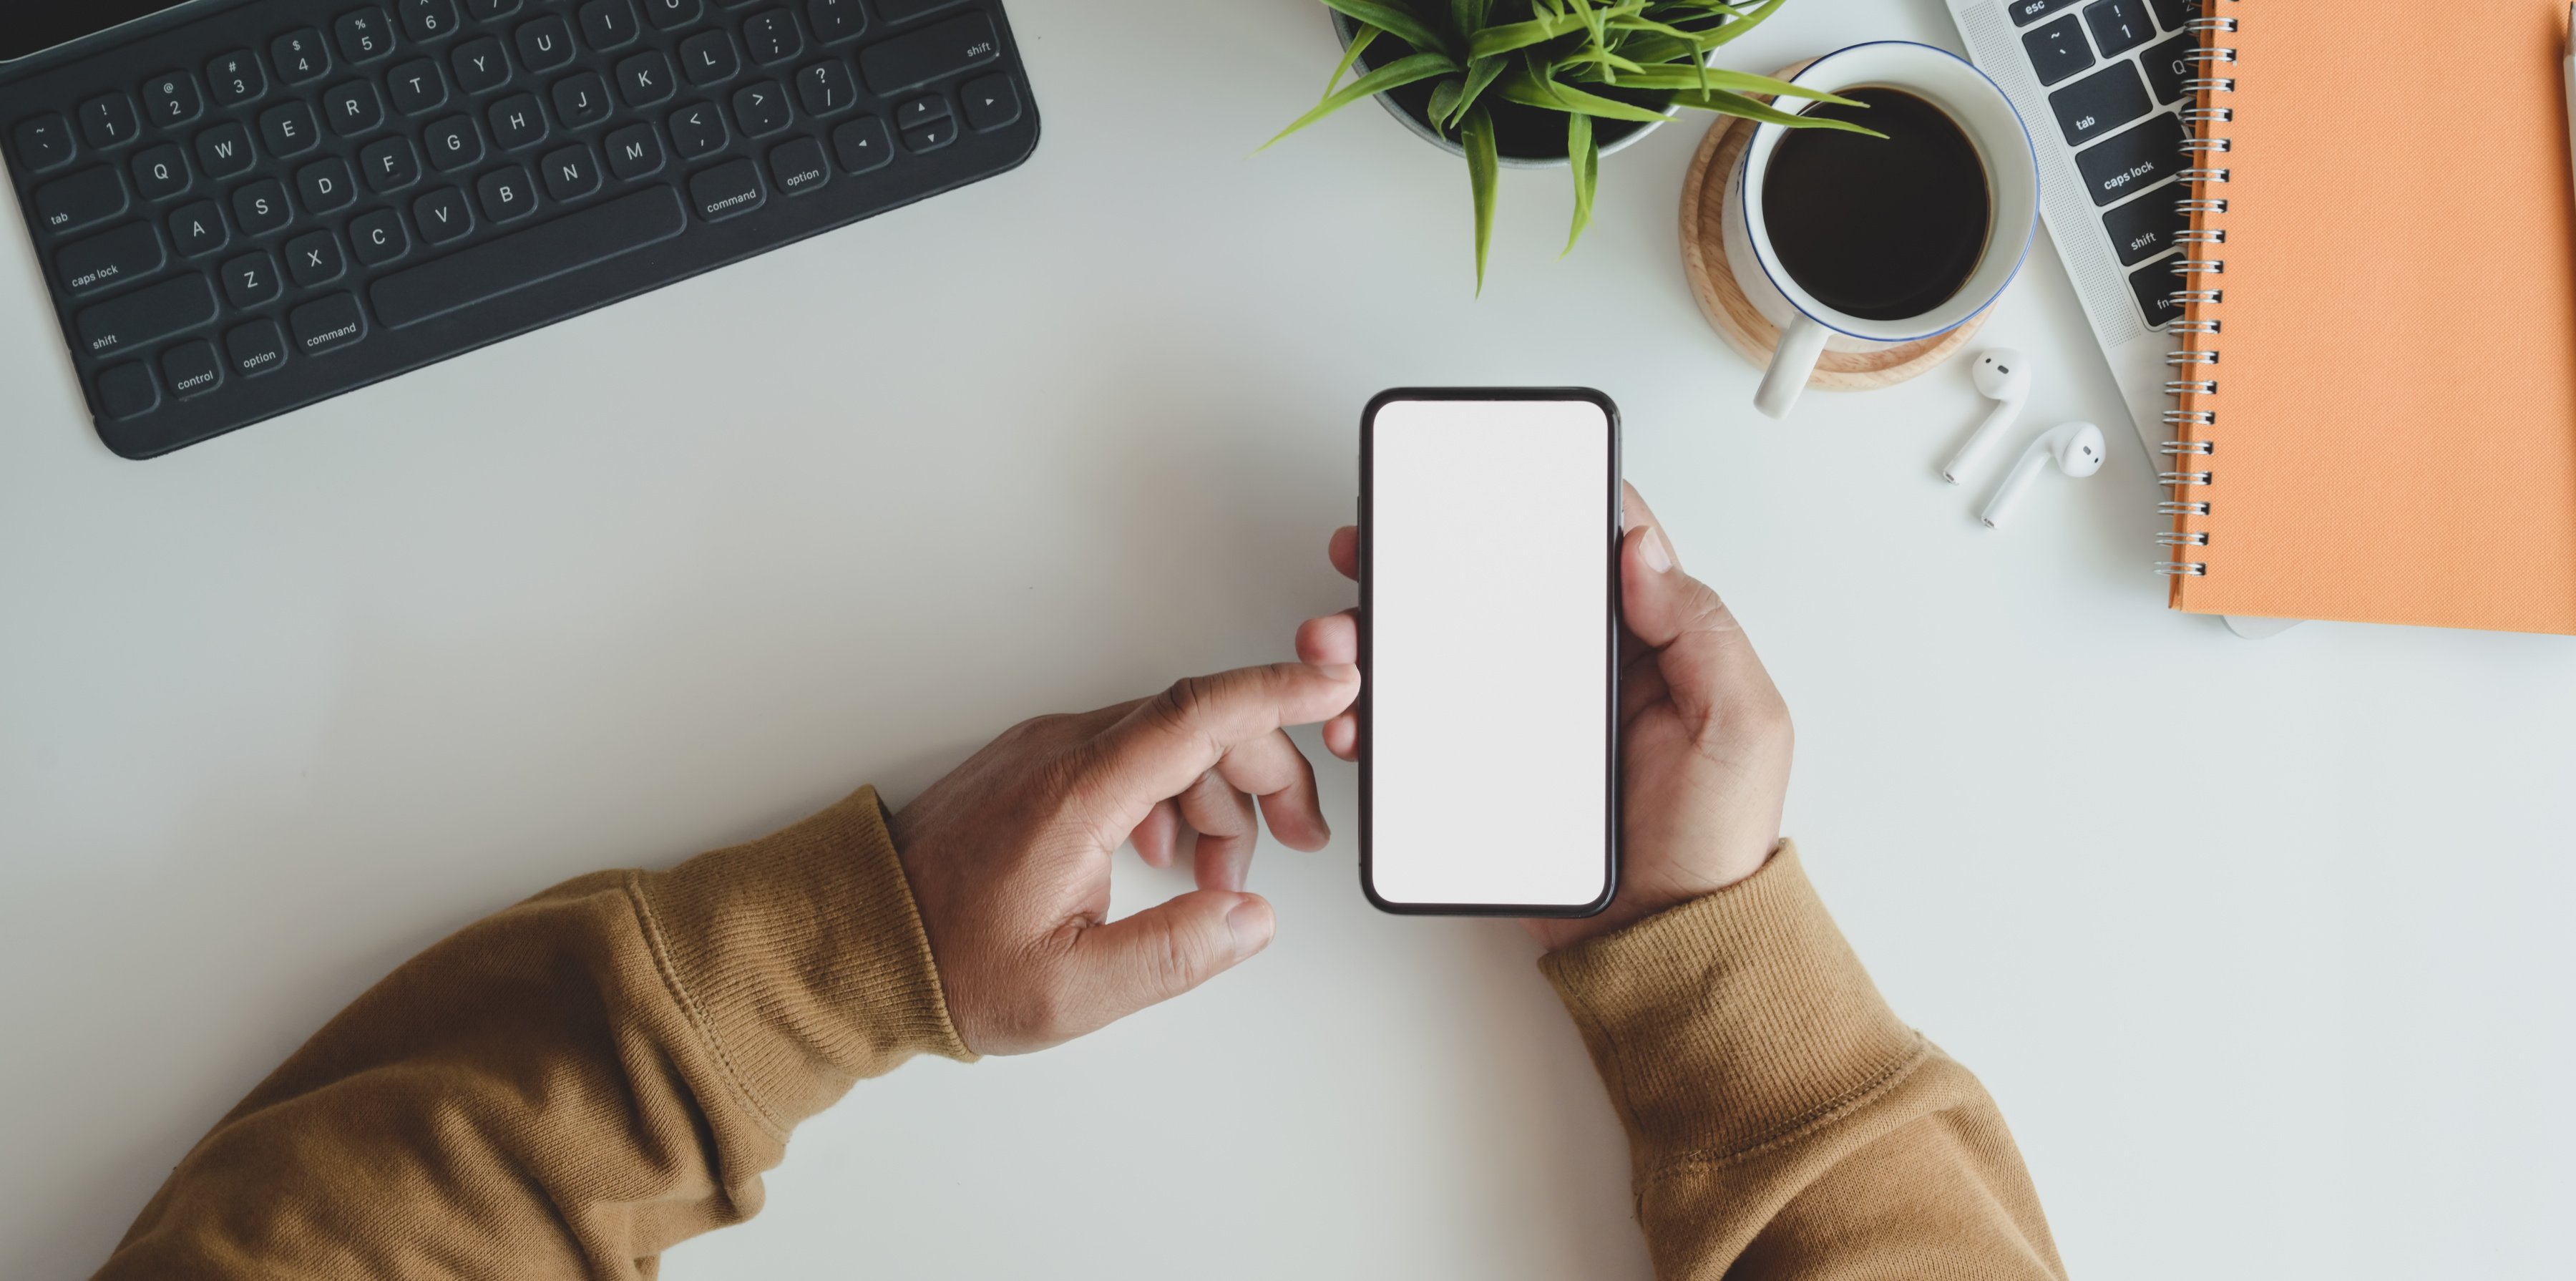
1942;396;2021;484
1979;445;2050;529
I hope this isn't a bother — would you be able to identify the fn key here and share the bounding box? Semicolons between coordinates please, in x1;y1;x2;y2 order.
690;158;764;221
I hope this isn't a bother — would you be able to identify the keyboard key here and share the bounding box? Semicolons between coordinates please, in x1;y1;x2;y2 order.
670;101;727;157
581;0;641;50
2082;0;2153;58
351;208;411;265
195;121;256;178
489;94;550;149
260;102;321;157
326;79;387;136
2127;251;2183;327
414;185;475;241
221;250;281;306
768;135;826;195
171;198;232;256
894;95;947;130
733;81;792;136
603;122;664;177
643;0;703;31
79;94;142;150
680;30;740;86
454;34;512;93
859;12;1000;96
297;157;358;213
552;72;614;127
806;0;865;44
795;61;856;116
98;362;160;419
207;52;266;106
2048;60;2148;148
2141;31;2195;104
2102;186;2186;266
902;117;955;152
162;339;223;398
2006;0;2080;25
57;222;166;294
389;58;451;113
401;0;463;42
14;114;77;171
2074;109;2185;207
877;0;960;21
477;163;540;220
2021;14;2091;88
291;292;368;354
131;144;192;200
831;114;889;172
273;29;333;83
961;74;1019;131
743;9;804;64
144;73;205;128
2147;0;2195;31
286;229;348;286
361;135;424;191
467;0;521;19
77;273;218;356
36;167;130;235
338;8;400;62
426;115;484;170
518;14;577;70
227;318;290;377
688;157;763;220
231;178;293;235
540;142;602;198
619;51;677;106
371;184;686;326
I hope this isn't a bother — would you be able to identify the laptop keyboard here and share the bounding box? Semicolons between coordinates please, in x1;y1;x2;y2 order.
2011;0;2199;330
4;0;1038;458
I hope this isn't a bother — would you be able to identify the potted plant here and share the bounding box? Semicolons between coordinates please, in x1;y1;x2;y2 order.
1264;0;1878;291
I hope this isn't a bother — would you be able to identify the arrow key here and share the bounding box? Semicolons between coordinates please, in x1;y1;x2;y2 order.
960;73;1018;132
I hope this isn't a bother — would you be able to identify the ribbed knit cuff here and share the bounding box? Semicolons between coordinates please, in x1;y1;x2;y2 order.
630;786;973;1141
1539;841;1924;1172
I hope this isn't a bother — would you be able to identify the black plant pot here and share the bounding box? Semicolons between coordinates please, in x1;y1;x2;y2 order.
1332;11;1674;165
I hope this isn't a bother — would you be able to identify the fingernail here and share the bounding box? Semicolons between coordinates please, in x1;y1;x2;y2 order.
1226;897;1275;960
1640;526;1674;573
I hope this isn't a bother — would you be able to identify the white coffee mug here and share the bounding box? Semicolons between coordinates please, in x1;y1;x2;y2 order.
1722;42;2040;419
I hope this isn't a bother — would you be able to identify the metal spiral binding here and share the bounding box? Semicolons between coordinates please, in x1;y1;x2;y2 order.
2157;4;2235;580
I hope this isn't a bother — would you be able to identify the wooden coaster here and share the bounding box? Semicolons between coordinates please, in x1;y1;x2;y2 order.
1677;77;1985;391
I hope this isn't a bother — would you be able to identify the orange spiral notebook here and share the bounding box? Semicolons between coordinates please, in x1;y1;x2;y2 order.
2162;1;2576;635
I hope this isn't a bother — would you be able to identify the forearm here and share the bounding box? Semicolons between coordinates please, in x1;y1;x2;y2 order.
97;786;970;1280
1543;843;2062;1280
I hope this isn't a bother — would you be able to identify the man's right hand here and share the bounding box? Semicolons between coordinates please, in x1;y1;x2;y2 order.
889;661;1360;1055
1294;482;1794;950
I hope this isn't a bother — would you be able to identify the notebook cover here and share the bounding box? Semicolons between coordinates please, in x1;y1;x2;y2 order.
2167;0;2576;633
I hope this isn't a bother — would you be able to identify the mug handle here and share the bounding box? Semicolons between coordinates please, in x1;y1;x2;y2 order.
1755;314;1830;419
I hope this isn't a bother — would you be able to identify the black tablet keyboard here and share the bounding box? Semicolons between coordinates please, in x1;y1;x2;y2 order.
2;0;1038;458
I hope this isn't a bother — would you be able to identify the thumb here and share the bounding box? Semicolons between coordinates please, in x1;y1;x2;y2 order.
1066;890;1276;1031
1620;522;1782;732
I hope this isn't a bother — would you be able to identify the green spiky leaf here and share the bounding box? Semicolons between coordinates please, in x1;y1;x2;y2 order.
1564;111;1596;256
1317;0;1453;57
1463;104;1498;295
1260;51;1462;152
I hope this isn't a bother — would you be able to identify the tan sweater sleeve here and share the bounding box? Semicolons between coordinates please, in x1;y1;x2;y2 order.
96;786;972;1281
1541;842;2065;1280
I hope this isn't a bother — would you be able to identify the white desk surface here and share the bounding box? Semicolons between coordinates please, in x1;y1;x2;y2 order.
6;2;2573;1277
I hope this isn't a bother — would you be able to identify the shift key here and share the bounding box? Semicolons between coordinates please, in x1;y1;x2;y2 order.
76;273;217;357
859;12;1000;95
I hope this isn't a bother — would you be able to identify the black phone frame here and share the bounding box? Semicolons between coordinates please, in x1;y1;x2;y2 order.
1357;386;1621;919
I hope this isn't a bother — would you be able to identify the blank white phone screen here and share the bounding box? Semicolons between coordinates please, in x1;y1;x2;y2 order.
1367;396;1613;909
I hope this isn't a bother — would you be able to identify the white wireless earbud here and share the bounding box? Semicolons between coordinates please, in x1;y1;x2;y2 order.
1979;422;2106;530
1941;349;2032;484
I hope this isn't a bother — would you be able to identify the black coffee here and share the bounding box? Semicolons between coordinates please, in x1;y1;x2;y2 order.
1760;87;1991;322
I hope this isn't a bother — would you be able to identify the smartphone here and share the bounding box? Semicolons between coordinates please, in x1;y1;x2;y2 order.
1358;388;1621;917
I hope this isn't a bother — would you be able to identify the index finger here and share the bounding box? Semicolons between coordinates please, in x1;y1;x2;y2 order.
1078;661;1362;832
1329;525;1357;582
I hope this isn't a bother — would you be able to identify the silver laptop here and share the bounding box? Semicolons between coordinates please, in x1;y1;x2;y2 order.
1946;0;2198;463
